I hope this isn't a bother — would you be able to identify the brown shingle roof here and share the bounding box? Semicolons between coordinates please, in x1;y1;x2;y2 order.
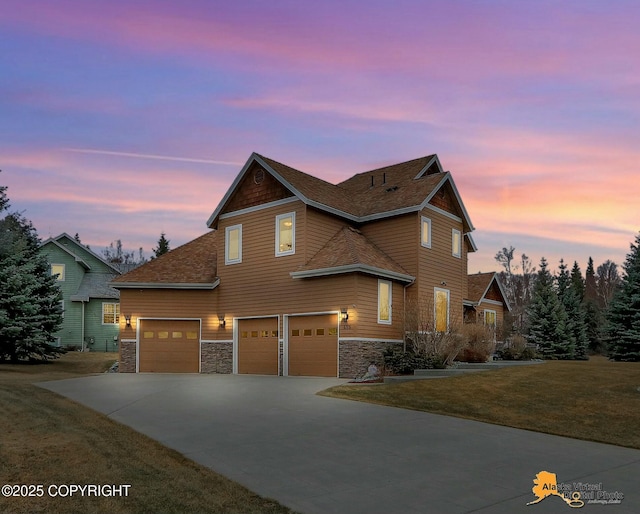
112;231;217;287
467;272;496;303
258;153;445;219
466;272;511;311
291;226;414;283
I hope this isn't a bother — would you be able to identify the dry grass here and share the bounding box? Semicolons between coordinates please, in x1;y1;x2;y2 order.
0;352;294;514
320;356;640;449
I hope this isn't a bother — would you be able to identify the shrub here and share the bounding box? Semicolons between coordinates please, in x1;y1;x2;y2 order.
497;335;539;360
382;346;446;375
457;324;495;363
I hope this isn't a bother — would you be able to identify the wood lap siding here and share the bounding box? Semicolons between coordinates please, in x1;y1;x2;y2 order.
217;202;359;327
359;214;418;278
118;289;219;340
304;208;348;263
418;207;467;325
354;275;405;340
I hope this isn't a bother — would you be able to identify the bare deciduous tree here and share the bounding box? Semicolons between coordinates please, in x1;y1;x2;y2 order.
596;260;621;309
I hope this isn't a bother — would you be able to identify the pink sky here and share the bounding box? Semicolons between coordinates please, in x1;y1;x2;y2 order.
1;0;639;274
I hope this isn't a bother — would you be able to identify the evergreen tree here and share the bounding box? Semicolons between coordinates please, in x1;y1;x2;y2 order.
0;188;64;361
556;260;577;359
561;261;588;359
570;261;585;301
584;257;604;352
605;232;640;361
152;232;170;259
527;257;573;359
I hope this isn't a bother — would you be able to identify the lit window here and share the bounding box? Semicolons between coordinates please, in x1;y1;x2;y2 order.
225;224;242;264
102;303;120;325
276;212;295;256
452;229;461;258
484;310;497;327
421;217;432;248
51;264;65;281
378;280;392;324
434;288;449;332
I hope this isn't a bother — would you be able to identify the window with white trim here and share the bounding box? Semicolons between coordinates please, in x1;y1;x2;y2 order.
421;216;432;248
434;288;450;332
225;224;242;264
275;212;295;256
51;263;65;281
452;229;461;258
484;309;496;327
378;280;392;324
102;303;120;325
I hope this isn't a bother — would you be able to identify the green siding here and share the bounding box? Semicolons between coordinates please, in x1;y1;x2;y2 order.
39;236;120;351
84;300;120;352
41;245;85;347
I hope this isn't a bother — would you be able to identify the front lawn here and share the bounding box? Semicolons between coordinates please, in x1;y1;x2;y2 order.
0;352;293;514
319;356;640;449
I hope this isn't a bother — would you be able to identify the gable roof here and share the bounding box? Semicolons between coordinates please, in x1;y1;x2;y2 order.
207;153;474;232
112;231;218;289
290;226;415;283
40;233;122;274
466;272;511;311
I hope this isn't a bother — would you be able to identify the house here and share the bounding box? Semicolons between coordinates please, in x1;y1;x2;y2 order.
113;152;496;376
464;272;512;335
40;233;122;351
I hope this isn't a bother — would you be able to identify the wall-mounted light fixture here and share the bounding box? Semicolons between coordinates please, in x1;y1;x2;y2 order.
125;315;131;328
218;315;226;328
340;307;349;322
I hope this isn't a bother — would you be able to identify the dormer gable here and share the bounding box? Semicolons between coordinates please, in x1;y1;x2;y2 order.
221;161;295;216
428;180;464;221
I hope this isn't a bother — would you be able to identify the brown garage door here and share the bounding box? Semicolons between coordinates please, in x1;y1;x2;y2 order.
139;319;200;373
238;317;279;375
288;314;338;377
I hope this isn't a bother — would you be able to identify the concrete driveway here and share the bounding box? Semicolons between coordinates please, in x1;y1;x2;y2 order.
40;374;639;513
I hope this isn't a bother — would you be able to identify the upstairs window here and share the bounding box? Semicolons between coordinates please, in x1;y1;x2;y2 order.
51;263;65;281
452;229;462;258
378;280;392;324
225;224;242;264
276;212;295;256
421;216;432;248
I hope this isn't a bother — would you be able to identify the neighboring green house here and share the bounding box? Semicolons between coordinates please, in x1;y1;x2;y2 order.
39;233;122;352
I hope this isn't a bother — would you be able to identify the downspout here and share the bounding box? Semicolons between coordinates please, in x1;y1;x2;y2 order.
81;301;85;351
403;279;416;353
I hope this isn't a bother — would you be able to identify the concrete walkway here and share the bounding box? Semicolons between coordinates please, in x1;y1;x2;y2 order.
40;374;639;513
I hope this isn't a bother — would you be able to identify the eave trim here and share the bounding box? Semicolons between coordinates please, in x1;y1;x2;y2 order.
291;264;415;283
112;278;220;290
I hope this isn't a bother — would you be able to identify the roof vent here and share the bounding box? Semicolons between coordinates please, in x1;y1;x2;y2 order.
386;185;398;192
